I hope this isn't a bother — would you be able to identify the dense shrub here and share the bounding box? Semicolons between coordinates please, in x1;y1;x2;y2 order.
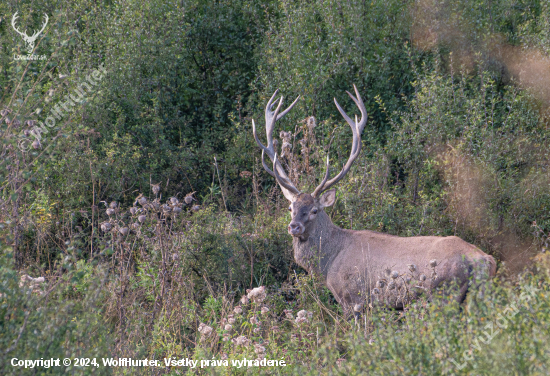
1;0;550;374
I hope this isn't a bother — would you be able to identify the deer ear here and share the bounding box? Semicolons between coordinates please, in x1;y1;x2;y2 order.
319;189;336;208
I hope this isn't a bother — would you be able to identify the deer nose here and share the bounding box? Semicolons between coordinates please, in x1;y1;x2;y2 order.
288;223;303;235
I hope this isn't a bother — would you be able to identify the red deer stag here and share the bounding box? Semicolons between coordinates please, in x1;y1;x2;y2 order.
252;85;496;313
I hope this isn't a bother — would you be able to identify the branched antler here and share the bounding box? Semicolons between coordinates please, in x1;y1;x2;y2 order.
11;12;49;54
252;90;300;198
312;84;367;197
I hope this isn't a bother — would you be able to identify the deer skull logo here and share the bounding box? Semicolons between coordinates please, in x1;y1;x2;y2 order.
11;12;49;54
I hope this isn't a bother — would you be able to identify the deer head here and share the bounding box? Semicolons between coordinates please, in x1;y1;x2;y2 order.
11;12;49;54
252;85;367;240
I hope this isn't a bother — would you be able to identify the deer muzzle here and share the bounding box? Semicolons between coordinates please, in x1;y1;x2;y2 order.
288;222;304;236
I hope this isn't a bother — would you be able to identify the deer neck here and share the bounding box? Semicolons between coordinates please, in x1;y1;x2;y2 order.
292;210;344;282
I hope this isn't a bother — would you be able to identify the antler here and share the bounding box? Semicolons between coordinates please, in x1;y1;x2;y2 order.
11;12;26;38
252;90;301;197
11;12;48;53
272;154;301;195
30;14;49;40
312;84;367;197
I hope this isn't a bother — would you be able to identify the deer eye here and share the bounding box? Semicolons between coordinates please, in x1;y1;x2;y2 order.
311;208;318;214
288;206;292;211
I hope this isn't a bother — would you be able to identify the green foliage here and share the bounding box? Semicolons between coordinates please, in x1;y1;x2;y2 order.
0;251;112;376
294;268;550;375
1;0;550;374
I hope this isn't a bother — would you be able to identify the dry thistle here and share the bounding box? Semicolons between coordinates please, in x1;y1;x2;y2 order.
233;335;249;347
150;200;160;211
151;183;161;195
247;286;266;303
198;323;213;336
297;310;312;319
100;222;111;232
136;195;147;206
184;192;196;204
390;271;399;279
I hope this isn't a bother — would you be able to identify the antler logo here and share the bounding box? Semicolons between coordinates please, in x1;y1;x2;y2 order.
11;12;49;54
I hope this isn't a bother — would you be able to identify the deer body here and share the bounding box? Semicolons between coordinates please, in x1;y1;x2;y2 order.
291;201;496;310
252;86;496;312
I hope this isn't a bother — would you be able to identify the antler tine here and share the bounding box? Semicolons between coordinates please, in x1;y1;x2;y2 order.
345;84;368;133
266;89;280;111
273;154;300;195
270;95;284;131
252;119;268;152
312;155;330;198
263;150;301;191
333;97;354;129
263;91;284;155
277;95;300;120
261;150;275;178
315;85;366;196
